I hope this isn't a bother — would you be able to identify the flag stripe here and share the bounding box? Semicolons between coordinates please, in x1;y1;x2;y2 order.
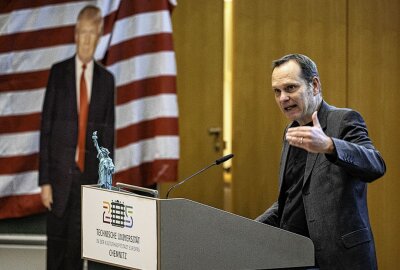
106;33;174;66
0;26;75;53
115;136;179;172
0;89;44;115
0;131;39;157
0;194;45;219
0;70;49;92
0;171;40;197
117;117;178;148
109;11;173;47
117;76;176;105
0;0;73;15
0;44;75;75
114;0;171;19
115;159;178;187
0;154;38;175
0;113;41;133
109;51;176;87
116;94;178;129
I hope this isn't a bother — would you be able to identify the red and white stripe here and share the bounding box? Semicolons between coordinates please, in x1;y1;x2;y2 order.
0;0;179;219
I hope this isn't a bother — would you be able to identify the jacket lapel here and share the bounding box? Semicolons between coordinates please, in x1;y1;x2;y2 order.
279;139;290;191
65;57;78;121
88;61;101;122
303;101;329;188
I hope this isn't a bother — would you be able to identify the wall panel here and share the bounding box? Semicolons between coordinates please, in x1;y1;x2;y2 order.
159;0;224;208
348;0;400;268
232;0;347;219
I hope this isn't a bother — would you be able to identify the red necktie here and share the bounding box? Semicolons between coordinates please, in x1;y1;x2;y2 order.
77;64;89;172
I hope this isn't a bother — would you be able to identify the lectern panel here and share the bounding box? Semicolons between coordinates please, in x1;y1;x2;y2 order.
159;199;314;270
82;186;314;270
82;186;158;270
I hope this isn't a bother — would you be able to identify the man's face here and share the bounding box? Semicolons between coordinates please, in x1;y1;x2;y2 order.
271;60;318;125
75;19;101;64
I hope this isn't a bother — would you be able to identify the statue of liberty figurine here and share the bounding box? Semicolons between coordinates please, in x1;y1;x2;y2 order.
92;131;114;190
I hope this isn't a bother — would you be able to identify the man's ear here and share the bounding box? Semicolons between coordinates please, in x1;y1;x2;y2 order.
312;76;321;95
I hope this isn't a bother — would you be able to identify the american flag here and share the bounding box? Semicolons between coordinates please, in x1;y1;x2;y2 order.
0;0;179;219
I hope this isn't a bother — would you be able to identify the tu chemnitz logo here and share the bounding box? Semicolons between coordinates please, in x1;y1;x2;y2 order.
102;200;134;228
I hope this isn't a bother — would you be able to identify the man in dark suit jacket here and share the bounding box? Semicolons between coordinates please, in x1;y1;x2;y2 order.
256;54;385;269
39;5;115;270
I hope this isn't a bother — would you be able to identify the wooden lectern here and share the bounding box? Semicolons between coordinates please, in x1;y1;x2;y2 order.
82;184;314;270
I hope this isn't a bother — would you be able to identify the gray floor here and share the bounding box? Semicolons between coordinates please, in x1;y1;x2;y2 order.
0;234;46;270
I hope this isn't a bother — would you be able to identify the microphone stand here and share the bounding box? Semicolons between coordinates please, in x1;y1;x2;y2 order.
166;163;216;199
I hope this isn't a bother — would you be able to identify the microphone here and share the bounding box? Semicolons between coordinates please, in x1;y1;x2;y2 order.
165;154;234;199
215;153;234;165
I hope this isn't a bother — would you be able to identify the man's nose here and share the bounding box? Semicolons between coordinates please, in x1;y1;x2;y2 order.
280;91;290;102
83;34;90;44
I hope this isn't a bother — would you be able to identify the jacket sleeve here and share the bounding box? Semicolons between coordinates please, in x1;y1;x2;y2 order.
255;201;280;226
326;110;386;182
39;65;57;186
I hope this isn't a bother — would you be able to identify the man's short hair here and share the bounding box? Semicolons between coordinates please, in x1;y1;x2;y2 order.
272;54;319;85
76;5;103;34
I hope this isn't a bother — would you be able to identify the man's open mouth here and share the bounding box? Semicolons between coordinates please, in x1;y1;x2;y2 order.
284;105;297;111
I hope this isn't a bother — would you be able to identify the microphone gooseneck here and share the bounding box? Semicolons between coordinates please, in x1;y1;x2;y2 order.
215;153;234;165
165;154;234;199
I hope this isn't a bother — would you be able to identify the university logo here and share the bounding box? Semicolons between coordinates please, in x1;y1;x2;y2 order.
103;200;134;228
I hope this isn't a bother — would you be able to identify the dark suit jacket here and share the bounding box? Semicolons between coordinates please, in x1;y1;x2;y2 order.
39;56;115;217
256;101;386;269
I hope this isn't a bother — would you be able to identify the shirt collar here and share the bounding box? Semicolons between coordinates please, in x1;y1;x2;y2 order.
75;56;94;70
